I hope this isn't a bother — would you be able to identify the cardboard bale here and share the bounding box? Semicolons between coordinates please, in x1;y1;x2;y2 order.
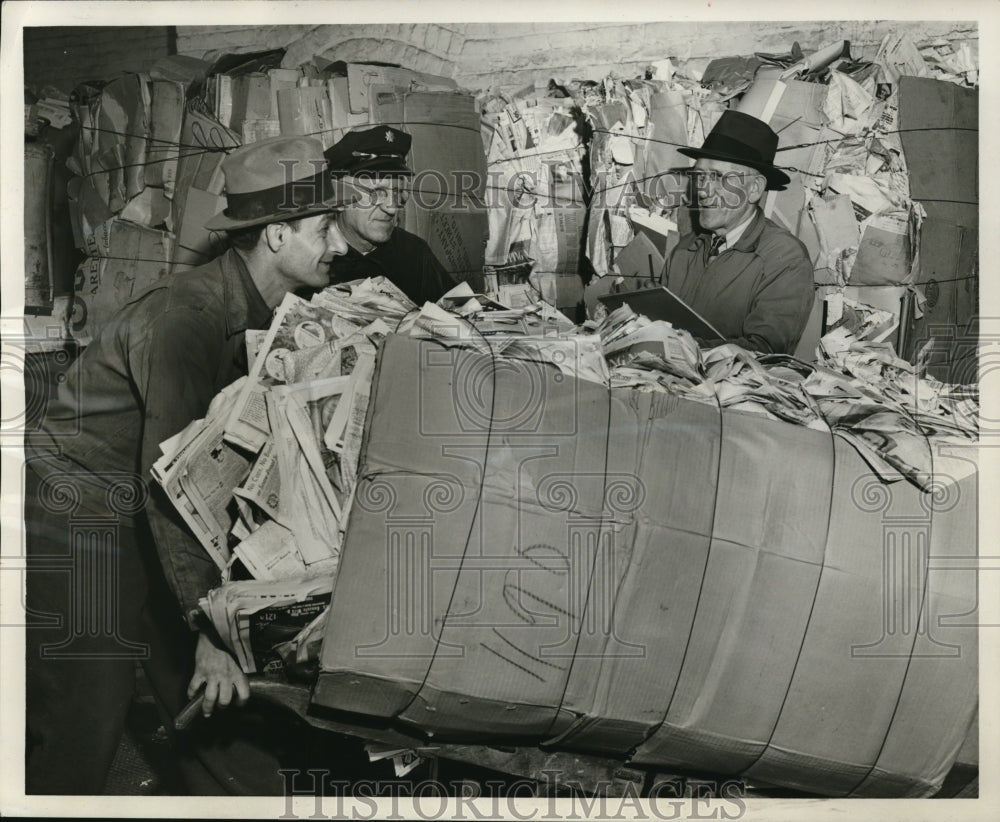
318;336;607;737
346;63;456;114
630;412;834;774
903;217;978;381
171;105;239;271
850;446;978;796
551;392;722;753
899;77;977;229
314;338;494;717
315;336;977;796
277;85;335;150
145;79;185;197
72;219;172;344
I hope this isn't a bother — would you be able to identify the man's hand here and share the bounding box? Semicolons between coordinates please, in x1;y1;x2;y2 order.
187;630;250;717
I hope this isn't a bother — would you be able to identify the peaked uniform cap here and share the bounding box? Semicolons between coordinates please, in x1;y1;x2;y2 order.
324;126;414;177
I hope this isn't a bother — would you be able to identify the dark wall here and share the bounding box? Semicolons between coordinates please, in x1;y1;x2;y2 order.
24;26;173;95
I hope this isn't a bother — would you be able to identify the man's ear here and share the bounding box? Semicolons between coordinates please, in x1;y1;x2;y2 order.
263;222;286;253
746;174;767;205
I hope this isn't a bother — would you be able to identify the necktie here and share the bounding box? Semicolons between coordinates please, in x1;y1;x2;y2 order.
708;235;725;259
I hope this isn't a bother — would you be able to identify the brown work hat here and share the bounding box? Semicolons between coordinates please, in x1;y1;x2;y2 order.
205;136;357;231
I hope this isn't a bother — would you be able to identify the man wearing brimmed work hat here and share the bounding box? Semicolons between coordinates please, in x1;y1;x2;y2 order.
24;136;353;795
324;126;456;305
665;110;814;355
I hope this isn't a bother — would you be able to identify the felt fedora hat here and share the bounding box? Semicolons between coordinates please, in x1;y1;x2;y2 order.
324;126;414;177
678;110;791;191
205;136;356;231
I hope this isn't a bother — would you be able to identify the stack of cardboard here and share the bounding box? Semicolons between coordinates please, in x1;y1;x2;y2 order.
63;52;487;340
578;73;693;281
728;36;977;369
64;73;186;344
61;59;212;343
577;35;977;373
897;76;978;383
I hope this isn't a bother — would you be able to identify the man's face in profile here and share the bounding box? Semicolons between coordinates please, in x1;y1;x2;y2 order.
338;176;410;252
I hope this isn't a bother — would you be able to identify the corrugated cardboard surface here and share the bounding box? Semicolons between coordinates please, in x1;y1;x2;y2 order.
902;216;978;381
897;78;978;381
316;336;976;796
899;77;977;229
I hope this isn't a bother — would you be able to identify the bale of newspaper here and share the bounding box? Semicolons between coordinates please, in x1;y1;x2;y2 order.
155;273;977;795
312;300;977;798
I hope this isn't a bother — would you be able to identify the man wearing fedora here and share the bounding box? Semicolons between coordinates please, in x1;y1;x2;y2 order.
324;126;456;305
665;110;814;355
24;136;353;794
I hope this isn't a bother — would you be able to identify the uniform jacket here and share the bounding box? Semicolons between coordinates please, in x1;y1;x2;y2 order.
329;227;455;306
664;210;814;355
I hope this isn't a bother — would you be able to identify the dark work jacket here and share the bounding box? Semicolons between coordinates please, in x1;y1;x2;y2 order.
27;249;272;627
664;210;814;355
329;227;456;306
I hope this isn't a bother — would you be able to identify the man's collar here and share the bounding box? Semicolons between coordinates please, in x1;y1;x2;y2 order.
221;248;272;337
724;210;757;249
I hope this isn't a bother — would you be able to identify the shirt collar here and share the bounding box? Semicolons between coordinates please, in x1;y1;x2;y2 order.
221;248;272;338
686;208;765;254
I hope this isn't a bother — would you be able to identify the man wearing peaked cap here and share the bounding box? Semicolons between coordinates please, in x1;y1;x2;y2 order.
663;110;814;355
324;126;456;305
24;136;352;795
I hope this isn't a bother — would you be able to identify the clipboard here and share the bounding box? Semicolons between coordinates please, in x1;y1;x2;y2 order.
598;286;725;342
